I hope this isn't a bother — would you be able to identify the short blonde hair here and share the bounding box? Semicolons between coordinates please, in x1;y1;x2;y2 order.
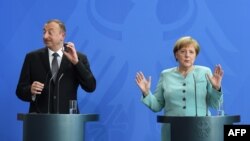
173;36;200;60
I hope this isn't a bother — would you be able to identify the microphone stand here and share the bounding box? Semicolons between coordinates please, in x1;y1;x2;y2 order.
48;74;56;113
56;73;64;113
193;74;198;116
206;82;208;116
34;72;50;113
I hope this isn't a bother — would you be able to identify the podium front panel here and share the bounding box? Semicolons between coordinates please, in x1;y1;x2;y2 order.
17;113;99;141
157;115;240;141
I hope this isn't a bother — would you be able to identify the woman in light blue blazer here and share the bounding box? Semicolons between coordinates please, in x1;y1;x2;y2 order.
135;36;224;141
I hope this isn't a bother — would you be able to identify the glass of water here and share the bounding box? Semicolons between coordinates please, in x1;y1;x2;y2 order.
69;100;78;114
217;101;224;116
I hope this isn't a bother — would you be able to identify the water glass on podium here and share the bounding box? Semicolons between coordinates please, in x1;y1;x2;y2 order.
217;101;224;116
69;100;77;114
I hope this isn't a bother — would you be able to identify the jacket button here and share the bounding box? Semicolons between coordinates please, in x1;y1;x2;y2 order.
183;106;186;109
182;97;186;101
182;90;186;93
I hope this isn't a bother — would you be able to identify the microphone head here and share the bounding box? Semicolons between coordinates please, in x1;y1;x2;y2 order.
58;73;64;80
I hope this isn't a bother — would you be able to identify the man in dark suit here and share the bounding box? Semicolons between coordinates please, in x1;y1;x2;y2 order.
16;19;96;113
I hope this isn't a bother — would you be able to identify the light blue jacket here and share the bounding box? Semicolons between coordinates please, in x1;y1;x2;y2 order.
142;65;223;141
142;65;222;116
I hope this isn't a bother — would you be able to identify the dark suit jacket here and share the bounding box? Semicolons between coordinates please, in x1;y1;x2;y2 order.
16;48;96;113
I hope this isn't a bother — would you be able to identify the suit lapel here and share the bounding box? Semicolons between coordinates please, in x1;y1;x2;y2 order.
58;54;70;76
39;48;51;75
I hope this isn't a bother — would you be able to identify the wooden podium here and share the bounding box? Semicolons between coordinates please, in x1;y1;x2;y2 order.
157;115;240;141
17;113;99;141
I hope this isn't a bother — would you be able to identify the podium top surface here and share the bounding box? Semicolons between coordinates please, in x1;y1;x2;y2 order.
17;113;99;122
157;115;240;124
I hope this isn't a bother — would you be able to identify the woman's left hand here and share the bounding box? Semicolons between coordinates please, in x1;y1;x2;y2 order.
207;64;224;90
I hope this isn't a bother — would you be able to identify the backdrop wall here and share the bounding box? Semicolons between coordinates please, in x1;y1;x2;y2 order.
0;0;249;141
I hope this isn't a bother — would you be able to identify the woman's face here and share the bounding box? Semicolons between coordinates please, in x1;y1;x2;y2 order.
175;44;197;69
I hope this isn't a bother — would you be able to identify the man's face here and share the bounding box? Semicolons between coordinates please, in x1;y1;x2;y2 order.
43;22;65;51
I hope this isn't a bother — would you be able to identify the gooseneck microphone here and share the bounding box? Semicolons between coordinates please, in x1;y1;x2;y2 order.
48;73;56;113
205;81;208;116
193;74;198;116
56;73;64;113
34;71;50;113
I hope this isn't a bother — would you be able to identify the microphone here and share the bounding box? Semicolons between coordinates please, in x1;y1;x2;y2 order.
205;82;208;116
34;71;51;113
48;73;56;113
44;71;51;86
193;74;198;116
56;73;64;113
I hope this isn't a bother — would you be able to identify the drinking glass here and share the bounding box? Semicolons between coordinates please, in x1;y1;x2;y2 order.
69;100;78;114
